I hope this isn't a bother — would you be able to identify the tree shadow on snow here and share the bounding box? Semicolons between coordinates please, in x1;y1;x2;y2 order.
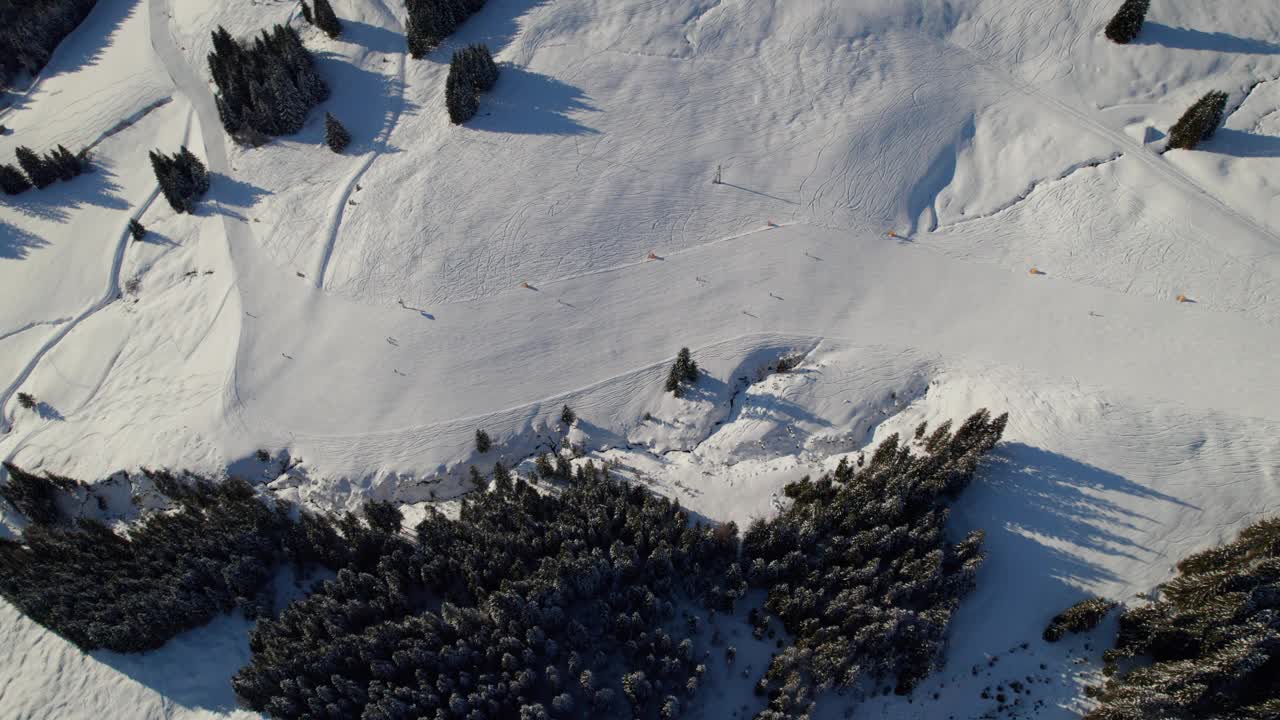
0;162;128;224
0;220;48;259
37;0;145;84
310;50;417;154
205;173;271;210
342;20;405;55
1205;128;1280;159
924;443;1197;707
1135;24;1280;55
468;66;600;136
94;609;255;714
430;0;553;59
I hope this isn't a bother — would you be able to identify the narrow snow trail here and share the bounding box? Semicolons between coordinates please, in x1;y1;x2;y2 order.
0;107;191;435
315;0;408;289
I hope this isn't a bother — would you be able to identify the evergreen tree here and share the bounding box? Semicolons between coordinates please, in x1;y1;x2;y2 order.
1104;0;1150;45
324;112;351;153
16;392;36;410
0;162;31;194
675;347;698;383
560;404;576;426
445;72;479;124
150;147;209;213
207;24;328;141
300;0;314;25
1167;91;1229;151
128;219;146;242
475;428;491;453
312;0;341;38
15;145;55;188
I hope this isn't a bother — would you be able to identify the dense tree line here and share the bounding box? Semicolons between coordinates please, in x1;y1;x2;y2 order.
0;470;304;652
149;146;209;213
1167;91;1229;151
0;410;1005;718
1086;517;1280;720
0;0;98;90
208;24;328;143
234;459;739;718
405;0;488;58
1104;0;1150;45
0;144;87;194
445;44;498;124
743;410;1007;718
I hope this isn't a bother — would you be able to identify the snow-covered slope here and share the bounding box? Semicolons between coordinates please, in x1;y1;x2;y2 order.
2;0;1280;717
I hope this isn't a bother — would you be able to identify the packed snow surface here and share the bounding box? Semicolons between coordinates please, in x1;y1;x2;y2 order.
2;0;1280;717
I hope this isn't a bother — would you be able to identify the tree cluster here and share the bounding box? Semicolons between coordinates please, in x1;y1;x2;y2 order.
1043;597;1117;642
0;470;306;652
1;144;87;194
665;348;700;397
233;460;739;719
405;0;488;58
445;44;498;125
1;411;1006;719
208;24;329;142
302;0;342;39
1104;0;1150;45
0;0;99;90
1086;517;1280;720
149;146;209;213
743;409;1007;718
1167;91;1229;151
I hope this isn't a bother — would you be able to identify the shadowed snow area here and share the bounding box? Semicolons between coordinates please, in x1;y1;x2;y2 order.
3;0;1280;717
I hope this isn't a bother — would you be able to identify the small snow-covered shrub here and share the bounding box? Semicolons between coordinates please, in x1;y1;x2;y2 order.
1043;597;1117;642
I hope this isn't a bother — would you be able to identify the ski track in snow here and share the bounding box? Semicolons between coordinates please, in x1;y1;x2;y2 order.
0;102;191;436
314;0;408;290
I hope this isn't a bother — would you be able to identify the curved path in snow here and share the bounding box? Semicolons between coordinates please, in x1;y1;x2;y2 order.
315;0;409;290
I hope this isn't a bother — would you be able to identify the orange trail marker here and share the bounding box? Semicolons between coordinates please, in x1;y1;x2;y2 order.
888;231;897;238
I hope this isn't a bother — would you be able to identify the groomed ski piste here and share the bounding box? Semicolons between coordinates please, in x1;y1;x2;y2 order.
2;0;1280;717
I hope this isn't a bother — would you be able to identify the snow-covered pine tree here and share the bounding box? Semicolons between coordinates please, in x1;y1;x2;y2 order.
475;428;491;453
16;392;36;410
0;162;31;194
676;347;698;383
1104;0;1150;45
129;219;147;242
1167;91;1229;151
324;112;351;153
300;0;314;26
312;0;342;38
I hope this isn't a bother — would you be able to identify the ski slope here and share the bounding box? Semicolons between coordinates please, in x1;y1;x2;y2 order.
2;0;1280;717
